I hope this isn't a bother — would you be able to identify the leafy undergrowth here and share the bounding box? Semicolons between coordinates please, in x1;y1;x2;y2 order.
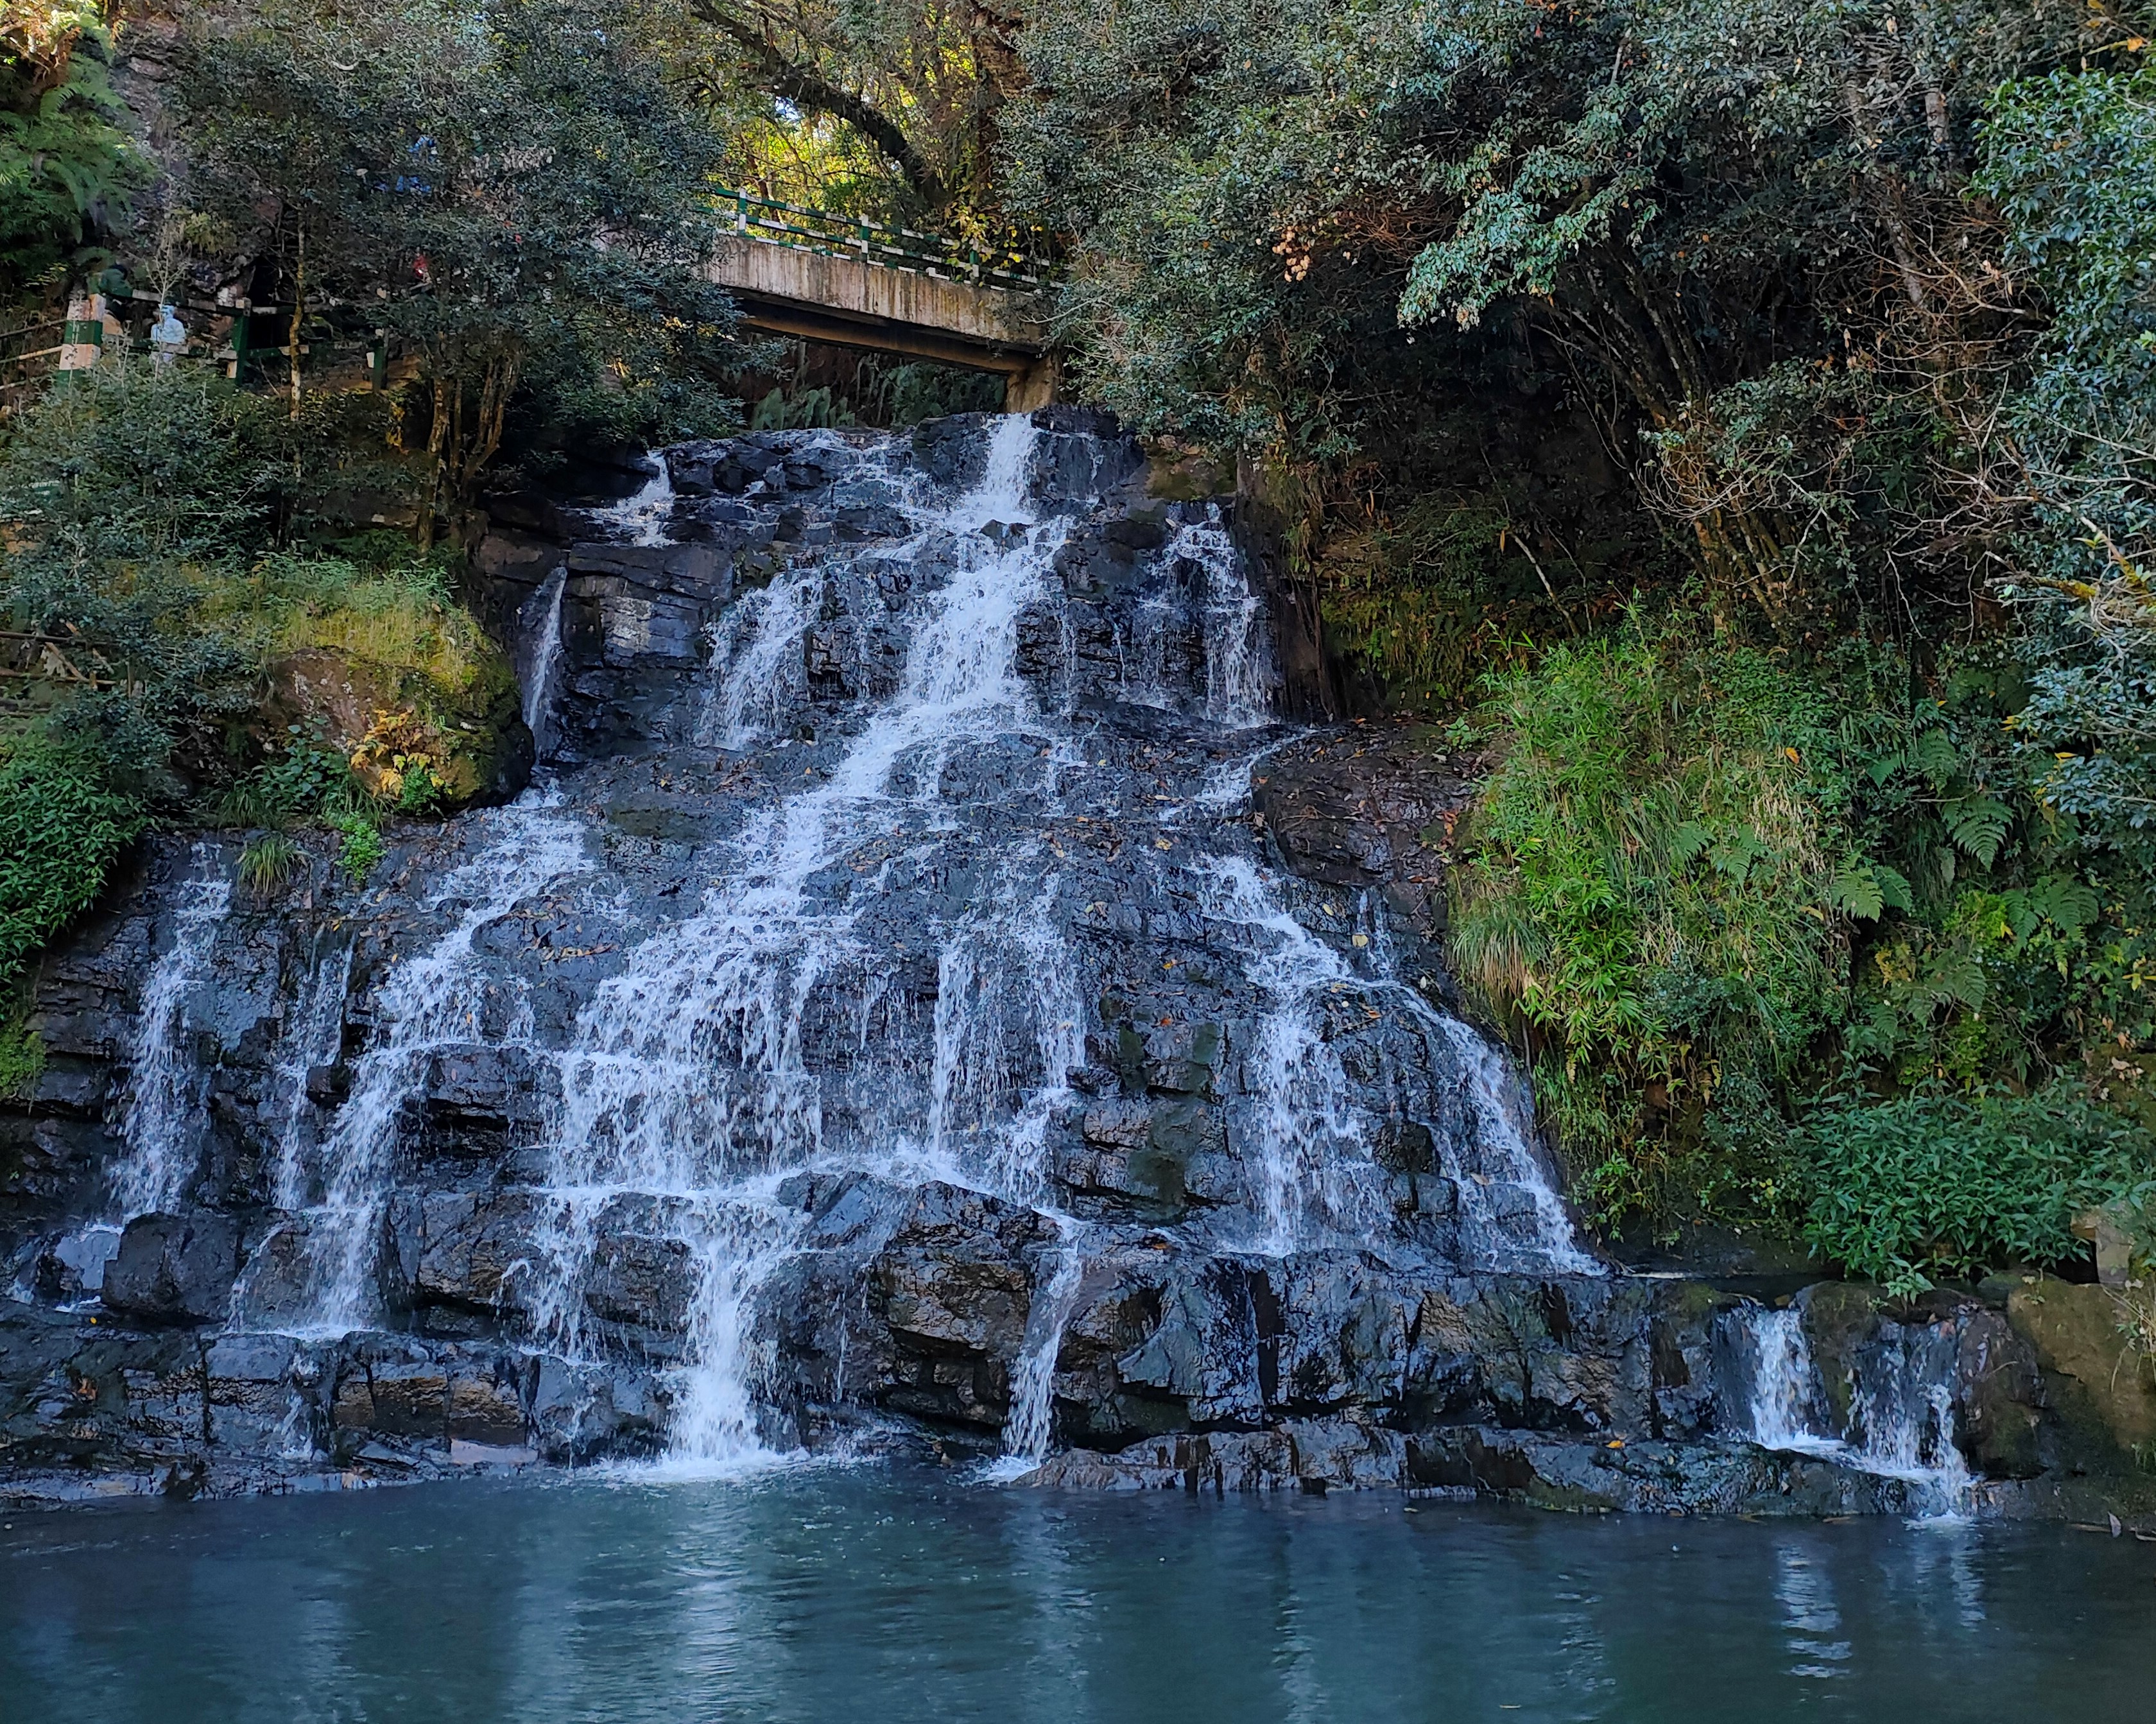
212;543;491;695
1449;615;2156;1279
1449;619;1855;1232
1803;1087;2154;1289
0;358;521;985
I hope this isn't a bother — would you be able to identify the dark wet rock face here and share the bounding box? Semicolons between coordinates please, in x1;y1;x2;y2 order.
0;413;2074;1516
102;1214;241;1326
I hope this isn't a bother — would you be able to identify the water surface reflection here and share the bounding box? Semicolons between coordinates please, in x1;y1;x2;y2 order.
1;1470;2148;1723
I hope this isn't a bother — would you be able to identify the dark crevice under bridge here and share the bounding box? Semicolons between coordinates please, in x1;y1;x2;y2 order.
707;193;1061;412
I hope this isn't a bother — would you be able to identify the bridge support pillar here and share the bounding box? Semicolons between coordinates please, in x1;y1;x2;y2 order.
1003;351;1060;415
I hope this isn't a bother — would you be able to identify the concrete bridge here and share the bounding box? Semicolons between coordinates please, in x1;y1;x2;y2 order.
706;194;1060;412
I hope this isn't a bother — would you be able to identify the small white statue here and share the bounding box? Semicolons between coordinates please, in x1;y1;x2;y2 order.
150;305;187;368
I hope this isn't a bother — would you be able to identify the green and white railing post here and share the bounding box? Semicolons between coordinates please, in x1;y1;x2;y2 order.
58;293;106;381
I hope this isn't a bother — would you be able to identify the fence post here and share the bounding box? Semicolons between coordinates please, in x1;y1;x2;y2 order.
58;293;105;381
225;301;252;381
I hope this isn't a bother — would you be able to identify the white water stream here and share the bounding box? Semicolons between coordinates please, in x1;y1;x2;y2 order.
109;843;233;1220
1739;1304;1974;1515
595;461;677;546
537;418;1067;1470
238;798;590;1335
193;416;1596;1476
521;566;568;750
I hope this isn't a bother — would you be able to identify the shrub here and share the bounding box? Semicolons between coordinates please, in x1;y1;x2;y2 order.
0;6;146;295
0;740;144;981
1802;1087;2155;1290
325;811;385;886
1449;618;1856;1227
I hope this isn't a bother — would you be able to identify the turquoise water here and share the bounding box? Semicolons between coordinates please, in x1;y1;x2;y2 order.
2;1469;2149;1723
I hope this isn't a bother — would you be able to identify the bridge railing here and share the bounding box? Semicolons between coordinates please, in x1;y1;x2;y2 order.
721;191;1058;293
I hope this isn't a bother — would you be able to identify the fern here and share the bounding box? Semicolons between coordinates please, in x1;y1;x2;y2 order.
1945;794;2014;866
1826;861;1913;920
1910;728;1963;787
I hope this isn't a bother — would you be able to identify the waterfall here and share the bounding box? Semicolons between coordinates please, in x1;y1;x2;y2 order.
1736;1304;1974;1514
1745;1305;1824;1451
1112;510;1273;728
224;936;355;1329
1196;855;1593;1269
592;459;675;545
987;1238;1087;1479
236;799;589;1335
696;567;820;750
521;566;567;749
190;412;1605;1481
261;936;356;1213
535;416;1066;1470
109;843;232;1220
1177;511;1273;728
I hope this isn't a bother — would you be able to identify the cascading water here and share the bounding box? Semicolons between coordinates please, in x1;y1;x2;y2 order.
260;936;355;1214
591;459;676;546
1734;1303;1974;1515
14;413;2048;1512
237;798;589;1334
695;565;820;749
530;418;1077;1470
1195;854;1594;1269
520;565;568;749
108;843;232;1220
988;1237;1086;1480
1177;512;1272;728
212;413;1602;1477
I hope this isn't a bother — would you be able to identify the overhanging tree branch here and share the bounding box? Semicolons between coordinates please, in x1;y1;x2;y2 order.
692;3;949;207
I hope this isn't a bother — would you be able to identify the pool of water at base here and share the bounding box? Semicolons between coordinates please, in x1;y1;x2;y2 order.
1;1467;2150;1724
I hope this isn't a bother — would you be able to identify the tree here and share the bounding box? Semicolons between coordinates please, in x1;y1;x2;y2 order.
175;0;751;530
682;0;1026;229
1980;60;2156;865
1006;0;2116;632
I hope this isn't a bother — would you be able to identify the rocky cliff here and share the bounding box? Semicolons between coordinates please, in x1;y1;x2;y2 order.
0;411;2139;1520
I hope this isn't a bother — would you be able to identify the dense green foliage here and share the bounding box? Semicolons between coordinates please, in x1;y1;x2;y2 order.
1451;626;1856;1225
1804;1088;2153;1286
0;4;144;296
0;737;142;977
175;0;748;518
1454;619;2156;1248
1979;63;2156;869
0;359;517;924
680;0;1026;228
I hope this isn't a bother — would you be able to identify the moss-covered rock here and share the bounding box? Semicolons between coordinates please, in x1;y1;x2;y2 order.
2008;1278;2156;1454
264;646;531;811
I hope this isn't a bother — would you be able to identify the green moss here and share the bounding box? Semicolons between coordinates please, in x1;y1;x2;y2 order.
0;1013;45;1103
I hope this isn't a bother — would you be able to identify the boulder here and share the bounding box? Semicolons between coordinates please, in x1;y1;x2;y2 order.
2008;1279;2156;1454
102;1213;241;1326
865;1183;1055;1427
1405;1426;1922;1516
